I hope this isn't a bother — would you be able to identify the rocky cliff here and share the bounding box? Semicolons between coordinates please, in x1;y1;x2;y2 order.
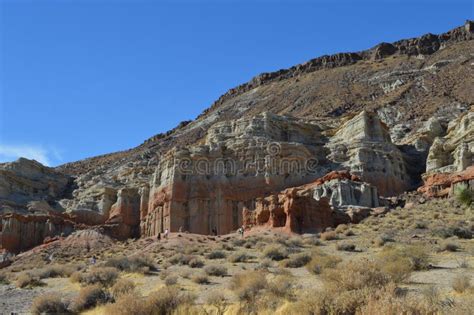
1;21;473;253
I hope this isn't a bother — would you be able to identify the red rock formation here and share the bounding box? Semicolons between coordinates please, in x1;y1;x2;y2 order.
106;188;141;239
245;183;349;233
0;212;75;253
418;166;474;198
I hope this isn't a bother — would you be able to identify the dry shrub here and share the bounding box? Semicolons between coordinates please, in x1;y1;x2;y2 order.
167;253;193;265
71;267;119;287
230;271;268;302
207;250;226;259
303;235;322;246
335;224;348;233
206;291;228;315
263;244;289;261
0;273;9;285
191;273;209;284
164;274;178;286
452;275;471;293
376;248;412;283
320;231;338;241
111;278;136;299
15;272;44;288
188;257;204;268
282;252;311;268
378;245;430;272
72;284;109;312
336;242;356;252
441;241;459;252
34;264;78;279
289;262;394;315
306;253;341;275
31;293;70;315
285;237;304;248
228;251;252;263
105;255;156;274
103;293;143;315
323;259;389;292
268;274;295;299
358;285;440;315
204;265;227;277
144;286;195;314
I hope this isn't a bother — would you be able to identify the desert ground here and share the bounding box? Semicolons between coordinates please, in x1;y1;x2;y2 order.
1;197;473;315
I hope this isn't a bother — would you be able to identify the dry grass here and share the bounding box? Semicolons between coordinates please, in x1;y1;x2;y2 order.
452;275;471;293
230;270;268;303
111;278;136;299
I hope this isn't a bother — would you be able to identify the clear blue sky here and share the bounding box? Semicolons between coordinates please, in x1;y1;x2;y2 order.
0;0;471;166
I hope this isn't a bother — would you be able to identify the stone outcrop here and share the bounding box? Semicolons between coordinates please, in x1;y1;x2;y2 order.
245;188;337;233
418;166;474;198
243;172;379;233
0;158;72;214
313;174;379;208
142;113;330;236
327;111;412;196
426;111;473;174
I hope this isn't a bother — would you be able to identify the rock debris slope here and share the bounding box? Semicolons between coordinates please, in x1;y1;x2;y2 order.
1;21;473;253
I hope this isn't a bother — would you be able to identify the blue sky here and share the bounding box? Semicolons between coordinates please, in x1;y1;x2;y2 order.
0;0;471;166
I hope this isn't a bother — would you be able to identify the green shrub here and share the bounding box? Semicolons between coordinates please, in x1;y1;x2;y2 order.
455;184;473;207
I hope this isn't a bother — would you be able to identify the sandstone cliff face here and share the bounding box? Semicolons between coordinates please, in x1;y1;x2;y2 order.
0;158;72;214
426;111;473;174
1;22;473;253
142;113;329;236
327;111;413;196
0;213;75;253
